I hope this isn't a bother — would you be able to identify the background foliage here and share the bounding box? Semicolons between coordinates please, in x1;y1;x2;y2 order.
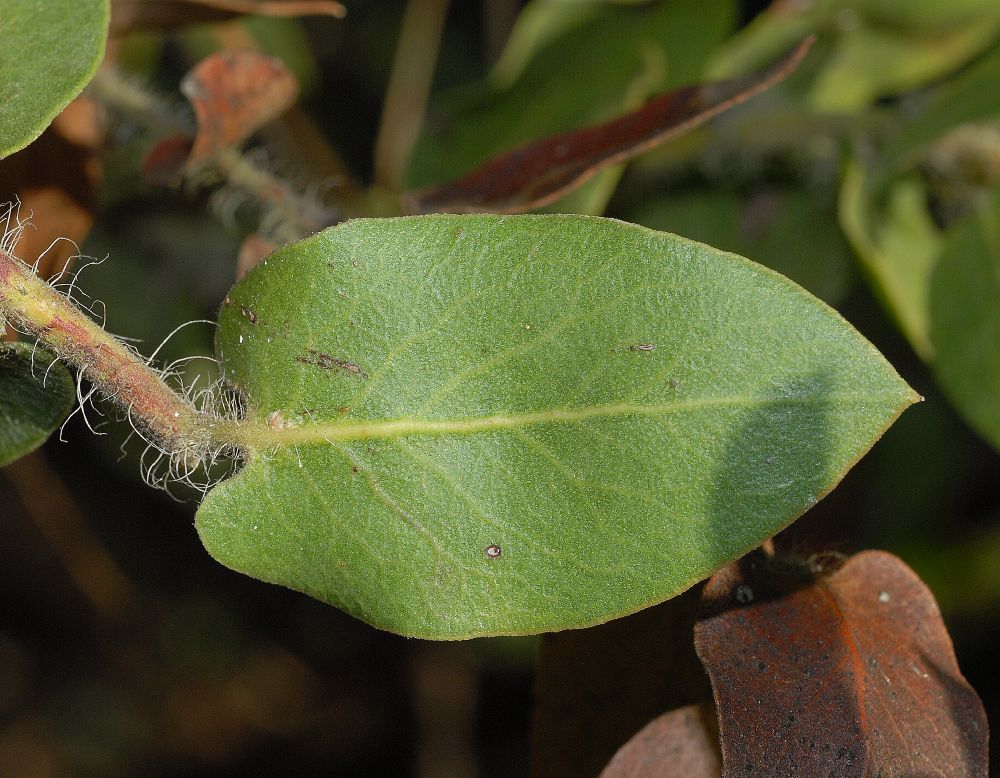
0;0;998;773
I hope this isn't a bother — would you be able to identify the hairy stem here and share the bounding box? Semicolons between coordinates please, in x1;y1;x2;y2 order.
90;67;338;245
88;66;193;137
212;147;332;241
0;248;231;454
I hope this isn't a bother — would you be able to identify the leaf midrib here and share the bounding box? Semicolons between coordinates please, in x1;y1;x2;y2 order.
229;392;895;449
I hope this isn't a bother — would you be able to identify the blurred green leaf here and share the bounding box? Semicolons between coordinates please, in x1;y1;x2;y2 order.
850;0;1000;28
0;0;109;158
490;0;612;89
902;520;1000;620
0;342;74;467
840;165;941;359
409;0;736;213
841;161;1000;451
931;186;1000;450
809;22;999;112
626;185;853;304
708;0;1000;112
838;42;1000;359
881;44;1000;179
196;215;915;638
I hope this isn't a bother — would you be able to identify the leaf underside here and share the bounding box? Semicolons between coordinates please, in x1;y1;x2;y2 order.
198;215;916;638
0;343;74;467
0;0;109;159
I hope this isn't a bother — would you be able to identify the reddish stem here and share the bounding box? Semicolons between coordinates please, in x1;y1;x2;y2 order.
0;248;219;453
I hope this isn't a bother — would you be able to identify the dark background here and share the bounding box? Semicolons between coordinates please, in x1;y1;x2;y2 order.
1;1;997;774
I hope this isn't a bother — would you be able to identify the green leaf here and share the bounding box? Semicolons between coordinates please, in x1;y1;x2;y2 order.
841;166;1000;453
707;0;1000;112
931;187;1000;450
880;43;1000;179
808;22;999;112
197;215;917;638
0;342;74;467
0;0;109;158
840;165;941;360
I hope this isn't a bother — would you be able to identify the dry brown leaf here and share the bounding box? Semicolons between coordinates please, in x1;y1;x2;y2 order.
181;50;299;167
111;0;345;33
599;703;721;778
0;96;104;281
408;38;814;214
694;550;987;777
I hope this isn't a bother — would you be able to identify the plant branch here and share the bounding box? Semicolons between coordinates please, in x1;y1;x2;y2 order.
0;248;228;456
211;147;333;242
372;0;450;190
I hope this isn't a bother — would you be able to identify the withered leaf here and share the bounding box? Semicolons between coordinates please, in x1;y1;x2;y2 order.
181;50;299;168
599;703;721;778
111;0;345;33
407;37;814;215
176;0;344;16
694;550;987;777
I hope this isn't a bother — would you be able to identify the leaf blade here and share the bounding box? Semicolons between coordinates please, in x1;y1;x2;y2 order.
931;187;1000;450
0;0;109;159
0;343;74;467
198;214;916;638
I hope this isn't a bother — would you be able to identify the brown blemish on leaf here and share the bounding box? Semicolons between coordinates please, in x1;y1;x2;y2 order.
265;410;299;431
295;348;368;378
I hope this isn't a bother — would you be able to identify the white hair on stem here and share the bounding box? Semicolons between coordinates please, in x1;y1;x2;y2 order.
1;202;245;496
59;365;105;441
51;254;108;315
0;200;27;255
146;319;216;364
123;343;244;498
